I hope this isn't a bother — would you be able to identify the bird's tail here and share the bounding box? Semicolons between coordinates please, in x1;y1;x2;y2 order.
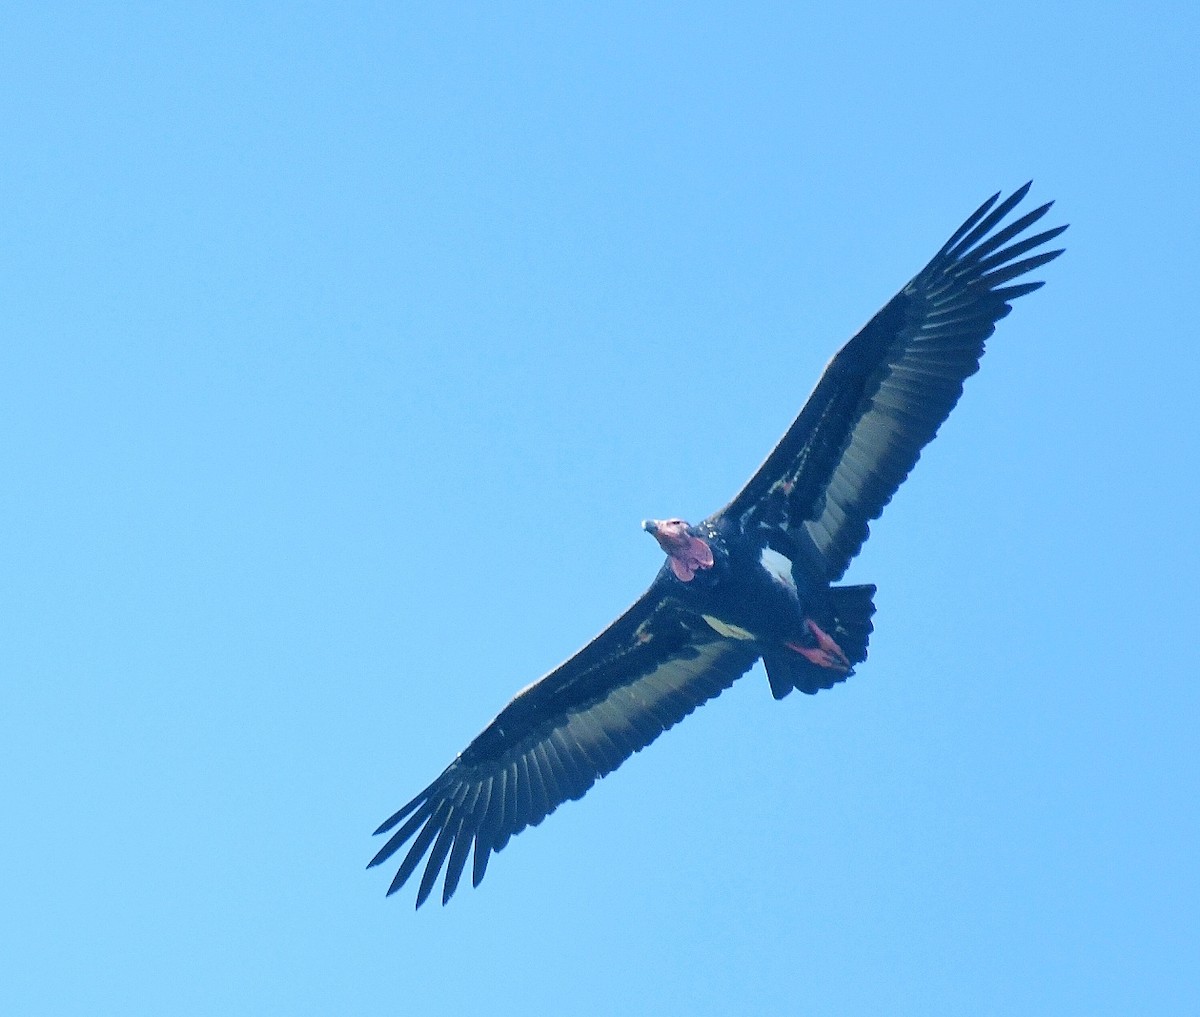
828;583;876;670
763;583;877;699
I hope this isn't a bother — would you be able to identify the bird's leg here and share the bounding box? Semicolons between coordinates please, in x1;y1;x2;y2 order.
785;619;851;672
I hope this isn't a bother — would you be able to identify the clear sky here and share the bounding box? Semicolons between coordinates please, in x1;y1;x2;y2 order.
3;4;1197;1015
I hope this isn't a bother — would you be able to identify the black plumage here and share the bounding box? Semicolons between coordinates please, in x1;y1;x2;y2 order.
369;184;1066;907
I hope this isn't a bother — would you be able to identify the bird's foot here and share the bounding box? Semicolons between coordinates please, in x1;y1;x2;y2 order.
786;620;851;673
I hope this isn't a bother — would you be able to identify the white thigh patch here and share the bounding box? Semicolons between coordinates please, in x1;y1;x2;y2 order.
701;614;757;641
759;547;797;592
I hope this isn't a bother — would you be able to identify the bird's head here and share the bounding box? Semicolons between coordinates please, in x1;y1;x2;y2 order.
642;518;714;582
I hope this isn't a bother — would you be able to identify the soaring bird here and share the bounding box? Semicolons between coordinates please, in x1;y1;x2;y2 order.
369;183;1066;908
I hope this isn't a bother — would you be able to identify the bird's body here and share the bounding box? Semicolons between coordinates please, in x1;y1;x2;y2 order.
642;515;875;694
370;184;1066;908
648;518;853;662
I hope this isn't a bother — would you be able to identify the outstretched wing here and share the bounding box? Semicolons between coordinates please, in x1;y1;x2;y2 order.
368;583;760;908
717;183;1066;582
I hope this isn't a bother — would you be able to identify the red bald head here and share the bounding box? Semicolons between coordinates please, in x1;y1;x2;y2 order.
642;518;714;582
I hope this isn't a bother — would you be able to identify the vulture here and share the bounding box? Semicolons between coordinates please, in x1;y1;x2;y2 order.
369;183;1066;908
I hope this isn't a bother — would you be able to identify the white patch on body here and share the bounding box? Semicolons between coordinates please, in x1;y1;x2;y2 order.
701;614;757;641
759;547;797;593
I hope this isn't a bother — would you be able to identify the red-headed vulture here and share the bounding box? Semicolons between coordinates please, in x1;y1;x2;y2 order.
369;183;1066;908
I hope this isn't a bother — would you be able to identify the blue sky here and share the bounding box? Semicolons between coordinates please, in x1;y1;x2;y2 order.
3;4;1197;1014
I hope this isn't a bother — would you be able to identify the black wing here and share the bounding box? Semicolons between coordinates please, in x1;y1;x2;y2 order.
368;583;760;908
716;183;1066;582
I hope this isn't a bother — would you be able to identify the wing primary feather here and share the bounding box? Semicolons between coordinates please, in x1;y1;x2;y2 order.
969;221;1066;276
387;799;451;896
946;181;1032;259
957;201;1054;265
414;778;477;907
973;229;1069;282
991;281;1045;301
367;796;436;869
466;776;494;867
441;782;485;905
485;765;509;853
934;188;1002;257
416;810;463;908
469;776;497;888
373;788;430;837
979;248;1064;288
440;819;473;906
471;833;492;889
495;760;520;851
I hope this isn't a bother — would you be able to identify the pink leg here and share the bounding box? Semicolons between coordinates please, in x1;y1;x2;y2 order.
785;619;851;672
